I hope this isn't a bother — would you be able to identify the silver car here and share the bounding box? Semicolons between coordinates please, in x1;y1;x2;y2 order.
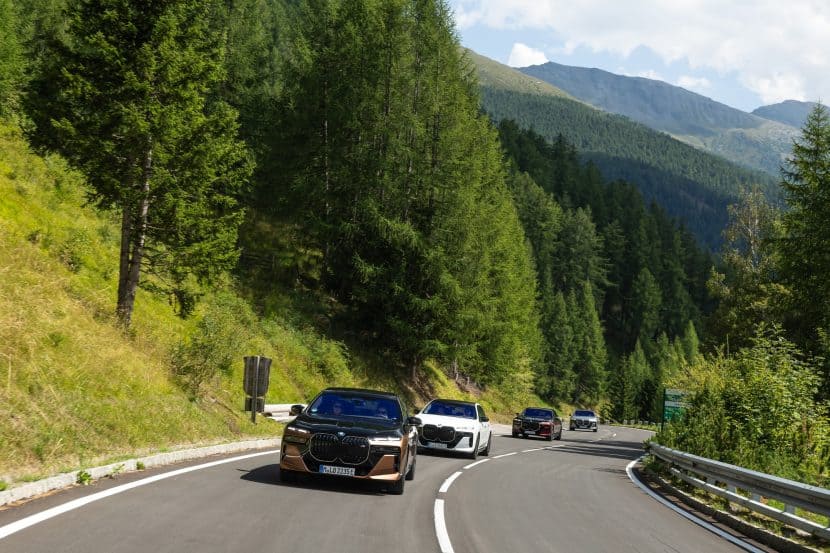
569;409;598;432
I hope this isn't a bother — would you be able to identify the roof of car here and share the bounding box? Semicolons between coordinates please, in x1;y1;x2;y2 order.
322;387;399;398
526;407;553;411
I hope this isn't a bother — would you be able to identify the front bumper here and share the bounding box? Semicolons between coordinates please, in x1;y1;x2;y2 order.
279;441;404;481
570;419;597;429
417;431;476;453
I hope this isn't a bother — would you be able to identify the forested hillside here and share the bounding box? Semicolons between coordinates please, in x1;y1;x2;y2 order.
471;54;779;248
2;0;828;488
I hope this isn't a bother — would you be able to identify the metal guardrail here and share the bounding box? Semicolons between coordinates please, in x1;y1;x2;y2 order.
648;442;830;541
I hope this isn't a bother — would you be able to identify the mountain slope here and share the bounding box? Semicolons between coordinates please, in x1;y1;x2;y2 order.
517;61;798;176
753;100;818;128
469;51;779;248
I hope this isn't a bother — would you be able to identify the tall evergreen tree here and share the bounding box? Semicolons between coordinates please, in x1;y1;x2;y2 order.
274;0;541;381
779;104;830;336
50;0;252;327
0;0;26;117
778;103;830;397
572;281;607;403
631;267;662;345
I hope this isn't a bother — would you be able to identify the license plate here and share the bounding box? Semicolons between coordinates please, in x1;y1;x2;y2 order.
524;430;535;434
319;465;355;477
428;442;448;449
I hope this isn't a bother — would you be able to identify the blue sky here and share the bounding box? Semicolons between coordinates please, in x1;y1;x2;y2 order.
447;0;828;113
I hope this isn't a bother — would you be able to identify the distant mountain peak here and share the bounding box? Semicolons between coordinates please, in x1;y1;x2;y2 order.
516;60;798;176
752;100;818;128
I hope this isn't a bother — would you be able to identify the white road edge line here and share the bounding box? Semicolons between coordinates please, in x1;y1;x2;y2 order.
463;459;490;470
439;471;463;493
434;499;455;553
0;449;276;541
625;456;766;553
493;452;517;459
522;448;543;453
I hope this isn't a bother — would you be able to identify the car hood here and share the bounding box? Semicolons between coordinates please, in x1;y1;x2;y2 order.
290;413;404;437
417;413;479;430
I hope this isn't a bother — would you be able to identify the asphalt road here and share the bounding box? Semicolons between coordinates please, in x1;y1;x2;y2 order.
0;425;752;553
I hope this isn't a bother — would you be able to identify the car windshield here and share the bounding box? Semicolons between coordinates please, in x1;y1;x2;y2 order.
308;391;401;420
422;400;476;419
574;410;596;417
523;408;553;419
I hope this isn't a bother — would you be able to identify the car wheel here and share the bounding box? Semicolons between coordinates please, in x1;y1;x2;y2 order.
279;468;297;483
555;428;562;440
405;454;416;481
388;475;405;495
512;431;518;438
593;428;598;432
546;432;553;441
467;434;480;459
482;433;492;456
569;425;574;431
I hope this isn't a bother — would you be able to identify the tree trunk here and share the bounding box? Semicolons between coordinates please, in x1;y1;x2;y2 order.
116;145;153;329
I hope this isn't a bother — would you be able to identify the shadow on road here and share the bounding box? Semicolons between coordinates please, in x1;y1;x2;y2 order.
239;464;386;496
540;439;646;461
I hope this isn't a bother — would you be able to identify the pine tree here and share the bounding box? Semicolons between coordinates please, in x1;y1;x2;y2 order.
631;267;662;345
0;0;26;117
572;281;607;403
50;0;252;327
779;104;830;340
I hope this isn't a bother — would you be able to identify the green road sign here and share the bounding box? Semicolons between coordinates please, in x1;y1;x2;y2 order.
663;388;689;422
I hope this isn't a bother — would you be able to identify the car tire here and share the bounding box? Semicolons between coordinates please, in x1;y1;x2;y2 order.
593;428;598;432
482;433;492;456
569;425;574;431
388;475;405;495
405;454;416;481
555;428;562;440
467;434;480;459
279;468;297;483
512;431;518;438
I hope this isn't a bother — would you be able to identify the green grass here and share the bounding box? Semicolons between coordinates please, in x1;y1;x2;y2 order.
0;120;553;487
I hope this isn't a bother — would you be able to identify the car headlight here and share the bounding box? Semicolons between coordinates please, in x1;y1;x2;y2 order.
371;435;402;442
284;435;308;444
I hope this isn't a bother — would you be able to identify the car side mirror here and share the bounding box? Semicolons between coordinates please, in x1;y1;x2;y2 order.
407;416;422;426
289;404;304;416
480;416;489;423
515;412;520;417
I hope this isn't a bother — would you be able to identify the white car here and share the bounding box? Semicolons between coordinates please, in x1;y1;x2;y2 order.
415;399;492;458
569;409;599;432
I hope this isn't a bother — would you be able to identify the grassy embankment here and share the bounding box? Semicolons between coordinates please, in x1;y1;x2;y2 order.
0;121;544;491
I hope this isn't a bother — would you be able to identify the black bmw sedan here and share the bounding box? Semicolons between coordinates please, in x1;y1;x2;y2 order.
279;388;420;494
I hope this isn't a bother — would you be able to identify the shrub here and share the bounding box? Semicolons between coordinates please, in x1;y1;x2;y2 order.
657;325;829;486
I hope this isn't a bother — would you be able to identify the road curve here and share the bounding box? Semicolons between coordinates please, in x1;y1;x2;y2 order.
0;426;751;553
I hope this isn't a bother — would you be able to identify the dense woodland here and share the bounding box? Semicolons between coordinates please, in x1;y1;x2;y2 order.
479;87;780;248
1;0;828;482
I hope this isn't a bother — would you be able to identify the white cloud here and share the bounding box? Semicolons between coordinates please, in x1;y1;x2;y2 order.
676;75;712;90
507;43;549;67
450;0;829;104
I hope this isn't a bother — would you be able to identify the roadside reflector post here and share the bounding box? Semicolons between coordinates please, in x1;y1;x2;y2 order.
243;355;272;424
